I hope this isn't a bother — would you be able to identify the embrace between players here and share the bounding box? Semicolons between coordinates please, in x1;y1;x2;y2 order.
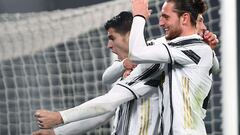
33;0;220;134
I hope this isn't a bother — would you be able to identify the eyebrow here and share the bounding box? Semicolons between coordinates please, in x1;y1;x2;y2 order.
108;35;114;40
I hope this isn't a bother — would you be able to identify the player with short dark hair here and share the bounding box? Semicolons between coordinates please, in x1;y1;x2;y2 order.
32;11;162;135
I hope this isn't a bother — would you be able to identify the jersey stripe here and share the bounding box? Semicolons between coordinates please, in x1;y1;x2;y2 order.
162;43;174;135
182;50;201;64
168;38;204;47
117;83;138;99
139;97;150;135
114;101;133;135
127;64;160;86
182;76;193;129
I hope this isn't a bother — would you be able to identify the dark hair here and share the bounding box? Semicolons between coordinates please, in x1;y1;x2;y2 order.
104;11;133;35
166;0;208;26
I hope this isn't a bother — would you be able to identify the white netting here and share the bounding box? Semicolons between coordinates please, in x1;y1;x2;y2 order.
0;0;130;61
0;0;222;135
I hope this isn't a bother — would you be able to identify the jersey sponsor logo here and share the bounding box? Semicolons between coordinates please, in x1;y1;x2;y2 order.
147;41;154;46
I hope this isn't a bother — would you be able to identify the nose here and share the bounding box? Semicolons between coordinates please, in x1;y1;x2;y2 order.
202;23;207;31
159;17;164;27
107;41;113;49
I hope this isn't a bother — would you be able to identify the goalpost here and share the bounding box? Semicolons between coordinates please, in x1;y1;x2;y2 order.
0;0;224;135
221;0;238;135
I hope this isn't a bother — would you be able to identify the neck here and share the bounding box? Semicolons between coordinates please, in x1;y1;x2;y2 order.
119;52;128;61
180;26;197;36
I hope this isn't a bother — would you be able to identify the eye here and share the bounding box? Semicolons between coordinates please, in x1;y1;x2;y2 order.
160;14;169;20
108;35;115;41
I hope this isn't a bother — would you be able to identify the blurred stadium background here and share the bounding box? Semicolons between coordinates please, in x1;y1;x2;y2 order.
0;0;238;135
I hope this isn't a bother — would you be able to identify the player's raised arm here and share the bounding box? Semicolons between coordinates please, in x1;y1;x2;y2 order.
131;0;150;19
129;0;173;64
128;15;174;64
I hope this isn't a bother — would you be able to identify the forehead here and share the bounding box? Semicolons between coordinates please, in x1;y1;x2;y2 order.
107;27;117;36
161;2;175;14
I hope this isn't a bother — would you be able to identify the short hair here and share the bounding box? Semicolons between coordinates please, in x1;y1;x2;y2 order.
104;11;133;35
166;0;208;26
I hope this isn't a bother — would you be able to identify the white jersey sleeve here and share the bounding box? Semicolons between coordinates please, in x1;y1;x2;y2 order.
129;16;171;64
102;60;125;84
54;112;114;135
129;16;193;65
59;84;135;124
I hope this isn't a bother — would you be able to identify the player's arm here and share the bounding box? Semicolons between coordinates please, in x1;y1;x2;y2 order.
32;112;114;135
130;0;186;64
202;30;220;74
102;59;136;84
35;84;135;129
129;16;171;64
54;112;114;135
129;16;194;65
102;60;125;84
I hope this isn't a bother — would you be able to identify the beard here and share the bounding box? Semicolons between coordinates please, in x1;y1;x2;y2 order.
164;25;182;40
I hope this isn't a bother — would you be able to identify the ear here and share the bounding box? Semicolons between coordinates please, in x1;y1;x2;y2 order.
180;13;191;25
126;31;130;37
125;31;130;40
123;31;130;43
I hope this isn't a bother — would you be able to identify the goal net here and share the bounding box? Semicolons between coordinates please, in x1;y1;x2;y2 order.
0;0;222;135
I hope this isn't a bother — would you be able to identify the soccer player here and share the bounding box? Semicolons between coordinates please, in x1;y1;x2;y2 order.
101;11;161;135
129;0;218;134
33;11;162;135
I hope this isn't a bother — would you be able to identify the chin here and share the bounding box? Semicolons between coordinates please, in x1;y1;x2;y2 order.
165;35;171;40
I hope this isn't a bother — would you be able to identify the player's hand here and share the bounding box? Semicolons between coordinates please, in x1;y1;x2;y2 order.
123;69;132;78
203;30;219;49
123;58;137;70
34;109;63;129
131;0;151;19
32;129;55;135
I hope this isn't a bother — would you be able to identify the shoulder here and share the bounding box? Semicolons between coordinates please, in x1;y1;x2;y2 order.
147;36;166;46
